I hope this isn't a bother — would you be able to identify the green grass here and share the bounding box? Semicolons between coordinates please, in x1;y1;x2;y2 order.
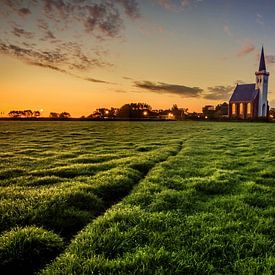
0;121;275;274
0;226;64;275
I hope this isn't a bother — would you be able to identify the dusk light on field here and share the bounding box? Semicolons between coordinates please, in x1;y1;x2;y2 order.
0;1;275;274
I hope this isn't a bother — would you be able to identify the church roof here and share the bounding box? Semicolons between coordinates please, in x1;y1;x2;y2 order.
259;46;266;71
229;84;258;102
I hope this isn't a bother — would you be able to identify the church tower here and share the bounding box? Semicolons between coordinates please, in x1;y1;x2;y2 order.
255;47;269;117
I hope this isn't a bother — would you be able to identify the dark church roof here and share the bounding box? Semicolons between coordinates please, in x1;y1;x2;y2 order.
229;84;258;102
259;47;266;71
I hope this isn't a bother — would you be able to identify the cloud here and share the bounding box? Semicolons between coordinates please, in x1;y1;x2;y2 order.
265;55;275;65
224;25;232;37
256;13;264;25
85;77;112;84
156;0;202;11
12;27;34;39
44;31;56;40
0;41;111;76
116;0;140;18
41;0;139;38
123;76;134;80
203;85;234;100
237;40;255;57
0;0;139;79
18;7;31;16
0;42;67;64
235;80;245;85
28;61;68;74
134;80;203;97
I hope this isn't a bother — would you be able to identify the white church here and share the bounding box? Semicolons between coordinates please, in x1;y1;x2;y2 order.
229;47;269;119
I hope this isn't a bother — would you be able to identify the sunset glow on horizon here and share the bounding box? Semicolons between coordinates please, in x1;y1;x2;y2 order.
1;0;275;117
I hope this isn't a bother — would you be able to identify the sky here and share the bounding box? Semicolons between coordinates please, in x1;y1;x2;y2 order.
1;0;275;117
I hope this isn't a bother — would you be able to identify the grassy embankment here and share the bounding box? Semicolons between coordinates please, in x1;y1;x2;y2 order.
0;121;274;274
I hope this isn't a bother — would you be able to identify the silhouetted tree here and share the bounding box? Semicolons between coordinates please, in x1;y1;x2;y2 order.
117;103;152;118
59;112;71;119
215;102;229;117
171;104;188;119
8;111;21;118
49;112;59;118
33;111;41;118
23;110;33;118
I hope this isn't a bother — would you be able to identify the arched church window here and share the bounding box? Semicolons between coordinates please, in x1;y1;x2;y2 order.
232;103;236;115
247;103;251;115
240;103;244;115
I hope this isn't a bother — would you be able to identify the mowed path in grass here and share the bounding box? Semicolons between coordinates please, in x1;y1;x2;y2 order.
0;121;274;274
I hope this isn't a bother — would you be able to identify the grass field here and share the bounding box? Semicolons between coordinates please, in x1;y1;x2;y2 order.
0;121;274;274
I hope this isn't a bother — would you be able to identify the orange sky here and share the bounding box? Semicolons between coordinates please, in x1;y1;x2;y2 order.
1;0;275;117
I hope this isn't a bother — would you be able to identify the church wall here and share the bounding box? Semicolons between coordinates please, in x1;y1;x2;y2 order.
229;101;258;119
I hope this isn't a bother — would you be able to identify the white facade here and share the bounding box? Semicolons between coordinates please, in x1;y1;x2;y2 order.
255;47;269;117
255;72;269;117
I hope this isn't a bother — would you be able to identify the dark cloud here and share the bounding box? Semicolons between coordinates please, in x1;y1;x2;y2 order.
0;0;139;79
27;62;112;84
203;85;234;100
44;30;56;40
28;61;68;74
0;42;112;84
84;4;123;38
18;7;31;16
85;77;112;84
12;27;34;39
0;41;111;72
41;0;139;38
123;76;134;80
135;80;203;97
116;0;140;18
0;42;67;64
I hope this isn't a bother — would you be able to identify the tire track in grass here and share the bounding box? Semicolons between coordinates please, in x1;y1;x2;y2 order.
40;131;275;275
40;140;183;273
38;140;185;275
0;141;183;275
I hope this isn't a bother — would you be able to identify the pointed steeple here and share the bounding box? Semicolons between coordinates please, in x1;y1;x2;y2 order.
259;46;266;71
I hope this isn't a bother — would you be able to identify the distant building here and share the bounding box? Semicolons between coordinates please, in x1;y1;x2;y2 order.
202;105;215;118
216;102;229;117
229;47;269;119
158;110;175;120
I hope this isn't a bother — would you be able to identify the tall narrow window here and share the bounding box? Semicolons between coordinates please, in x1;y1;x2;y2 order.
240;103;244;115
247;103;251;115
232;103;236;115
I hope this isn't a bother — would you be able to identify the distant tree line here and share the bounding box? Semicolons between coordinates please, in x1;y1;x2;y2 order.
8;110;41;118
49;112;71;119
7;103;275;121
87;103;188;120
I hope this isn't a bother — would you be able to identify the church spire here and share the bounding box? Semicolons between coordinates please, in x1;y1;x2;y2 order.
259;46;266;71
